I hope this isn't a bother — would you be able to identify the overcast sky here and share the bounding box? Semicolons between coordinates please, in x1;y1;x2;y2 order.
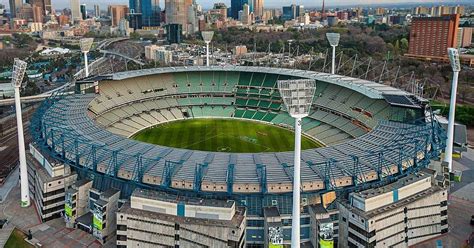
1;0;469;10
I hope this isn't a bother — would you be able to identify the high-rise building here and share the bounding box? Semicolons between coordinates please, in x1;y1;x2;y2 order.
241;3;250;24
9;0;23;18
452;5;465;15
186;3;197;33
296;5;304;17
282;4;301;20
32;4;43;22
458;27;473;48
27;0;52;15
165;23;182;43
18;4;34;20
230;0;249;20
212;3;227;21
406;14;460;61
129;0;161;30
282;5;293;20
93;4;99;17
375;7;385;15
165;0;193;34
70;0;81;22
43;0;51;14
80;4;86;20
413;6;430;15
108;5;128;27
429;5;465;17
253;0;263;17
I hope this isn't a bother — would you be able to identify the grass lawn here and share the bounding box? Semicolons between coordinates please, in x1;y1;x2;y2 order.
132;118;322;153
5;229;33;248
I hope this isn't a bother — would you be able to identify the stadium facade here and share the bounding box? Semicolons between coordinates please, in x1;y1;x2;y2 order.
30;66;447;246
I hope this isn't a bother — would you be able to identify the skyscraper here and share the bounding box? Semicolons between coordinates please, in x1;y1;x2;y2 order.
43;0;51;14
9;0;23;18
282;4;300;20
33;4;43;22
94;4;100;17
406;14;460;61
146;0;161;28
70;0;81;22
254;0;263;17
241;3;250;25
165;0;193;34
129;0;161;29
80;4;86;20
26;0;52;15
231;0;249;20
109;5;129;27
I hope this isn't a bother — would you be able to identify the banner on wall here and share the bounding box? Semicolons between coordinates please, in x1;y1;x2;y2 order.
319;222;334;248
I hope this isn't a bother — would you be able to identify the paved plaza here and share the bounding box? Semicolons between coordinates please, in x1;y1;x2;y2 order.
0;183;104;247
414;148;474;248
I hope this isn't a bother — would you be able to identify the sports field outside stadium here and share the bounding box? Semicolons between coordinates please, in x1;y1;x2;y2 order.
131;119;323;153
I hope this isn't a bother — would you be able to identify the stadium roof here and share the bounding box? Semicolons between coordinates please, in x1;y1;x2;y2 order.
37;93;438;193
107;66;410;100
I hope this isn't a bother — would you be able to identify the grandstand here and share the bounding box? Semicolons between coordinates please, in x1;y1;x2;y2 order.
31;66;446;242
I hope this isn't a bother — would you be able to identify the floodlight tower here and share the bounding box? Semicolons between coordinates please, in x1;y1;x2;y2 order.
445;48;461;172
12;58;30;207
326;33;340;74
201;31;214;67
80;38;94;77
288;39;294;57
278;79;316;248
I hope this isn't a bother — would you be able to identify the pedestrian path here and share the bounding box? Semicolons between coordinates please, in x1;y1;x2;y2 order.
0;166;19;204
0;226;14;247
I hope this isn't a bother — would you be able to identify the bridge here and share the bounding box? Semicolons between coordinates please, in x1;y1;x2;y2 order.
96;38;129;50
0;83;73;106
99;50;145;66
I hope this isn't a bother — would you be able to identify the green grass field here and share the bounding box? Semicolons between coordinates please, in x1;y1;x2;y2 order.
132;119;322;153
5;229;33;248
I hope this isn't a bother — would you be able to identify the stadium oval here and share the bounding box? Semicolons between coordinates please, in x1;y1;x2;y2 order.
33;66;445;201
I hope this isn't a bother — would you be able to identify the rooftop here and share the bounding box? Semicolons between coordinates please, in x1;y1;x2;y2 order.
353;171;432;200
119;202;246;228
101;188;120;199
74;179;92;188
133;188;235;208
346;185;445;219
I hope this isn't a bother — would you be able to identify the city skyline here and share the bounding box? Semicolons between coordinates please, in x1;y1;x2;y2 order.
1;0;471;10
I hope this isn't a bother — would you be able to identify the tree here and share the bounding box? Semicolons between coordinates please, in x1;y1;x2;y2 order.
400;38;409;53
130;32;140;40
394;40;400;55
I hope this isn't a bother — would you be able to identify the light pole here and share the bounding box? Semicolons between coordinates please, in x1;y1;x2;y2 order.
445;48;461;172
11;58;29;207
80;38;94;77
201;31;214;67
278;79;316;248
326;33;340;74
288;39;294;57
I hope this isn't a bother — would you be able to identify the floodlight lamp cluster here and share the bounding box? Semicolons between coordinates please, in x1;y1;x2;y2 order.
447;48;461;72
80;38;94;53
201;31;214;43
278;79;316;118
11;58;28;88
326;33;340;46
